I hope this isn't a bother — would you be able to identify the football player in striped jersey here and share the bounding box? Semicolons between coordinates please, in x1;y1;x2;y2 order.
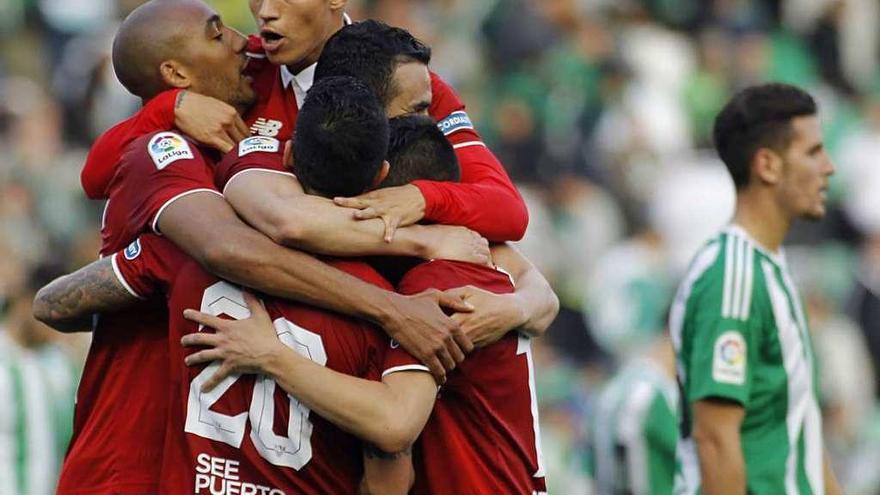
670;83;841;495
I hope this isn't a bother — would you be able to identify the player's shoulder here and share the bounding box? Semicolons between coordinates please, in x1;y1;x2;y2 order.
326;258;393;291
126;130;202;170
687;226;765;321
399;260;513;294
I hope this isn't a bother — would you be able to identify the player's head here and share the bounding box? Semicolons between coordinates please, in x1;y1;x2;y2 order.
315;20;432;118
379;115;460;189
293;76;389;198
112;0;255;112
249;0;347;70
713;83;834;220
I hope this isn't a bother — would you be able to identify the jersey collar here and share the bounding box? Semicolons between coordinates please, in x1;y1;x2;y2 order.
724;223;785;265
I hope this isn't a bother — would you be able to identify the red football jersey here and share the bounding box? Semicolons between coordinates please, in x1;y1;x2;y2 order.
57;133;220;495
113;235;426;495
81;35;527;241
397;261;547;495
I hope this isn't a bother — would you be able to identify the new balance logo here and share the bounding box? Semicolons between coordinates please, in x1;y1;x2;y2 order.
251;118;283;137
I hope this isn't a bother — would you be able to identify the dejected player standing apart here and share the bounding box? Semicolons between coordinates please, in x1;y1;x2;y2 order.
670;83;842;495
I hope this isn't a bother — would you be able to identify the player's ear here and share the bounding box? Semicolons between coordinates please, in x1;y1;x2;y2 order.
159;60;193;90
752;147;782;186
370;160;390;190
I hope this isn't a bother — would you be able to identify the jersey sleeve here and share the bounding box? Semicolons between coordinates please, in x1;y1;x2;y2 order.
418;73;528;242
684;268;758;406
380;338;429;378
81;89;180;199
112;234;190;299
214;136;291;193
118;132;221;235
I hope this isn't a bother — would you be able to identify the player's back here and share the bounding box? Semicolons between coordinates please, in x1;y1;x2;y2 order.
397;260;547;495
60;132;217;495
154;246;395;494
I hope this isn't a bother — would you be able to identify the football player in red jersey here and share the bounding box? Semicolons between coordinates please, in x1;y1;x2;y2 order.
80;1;530;243
186;113;550;494
55;3;476;494
37;80;555;494
38;77;440;494
216;20;556;347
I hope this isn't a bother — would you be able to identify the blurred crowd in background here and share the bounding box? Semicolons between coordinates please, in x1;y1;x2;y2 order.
2;0;880;493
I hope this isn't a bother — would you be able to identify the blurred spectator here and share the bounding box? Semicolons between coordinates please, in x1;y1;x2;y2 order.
591;329;678;495
0;262;79;495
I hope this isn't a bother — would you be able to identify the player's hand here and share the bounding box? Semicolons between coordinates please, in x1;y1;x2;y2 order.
180;292;281;391
382;289;475;382
422;226;491;266
333;184;426;243
175;90;251;153
443;286;528;348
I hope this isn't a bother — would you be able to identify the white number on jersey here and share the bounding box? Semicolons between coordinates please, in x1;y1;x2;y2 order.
184;282;326;469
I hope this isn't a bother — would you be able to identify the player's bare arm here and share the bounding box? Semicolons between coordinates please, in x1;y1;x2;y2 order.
224;169;490;264
33;257;140;332
174;90;250;153
445;243;559;347
181;292;437;453
360;446;414;495
158;191;474;380
333;184;425;242
693;399;747;495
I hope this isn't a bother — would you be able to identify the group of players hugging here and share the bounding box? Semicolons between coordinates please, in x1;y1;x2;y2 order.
32;1;558;494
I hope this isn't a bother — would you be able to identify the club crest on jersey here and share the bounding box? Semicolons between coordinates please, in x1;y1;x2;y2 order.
124;238;142;260
712;331;746;385
238;136;280;157
251;118;283;137
148;132;193;169
437;111;474;136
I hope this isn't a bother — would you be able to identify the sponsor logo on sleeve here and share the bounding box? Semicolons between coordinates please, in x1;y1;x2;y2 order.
436;111;474;136
250;118;283;137
123;238;142;260
147;132;194;169
712;331;746;385
238;136;280;157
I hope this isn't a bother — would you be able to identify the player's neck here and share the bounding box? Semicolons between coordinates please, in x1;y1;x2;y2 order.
732;189;790;253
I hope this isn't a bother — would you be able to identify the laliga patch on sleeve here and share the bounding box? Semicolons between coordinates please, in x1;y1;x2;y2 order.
238;136;280;157
712;331;747;385
123;238;142;260
436;111;474;136
148;132;194;169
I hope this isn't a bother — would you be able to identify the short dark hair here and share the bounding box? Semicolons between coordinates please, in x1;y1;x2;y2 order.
380;115;460;188
713;83;817;188
315;20;431;107
293;76;389;198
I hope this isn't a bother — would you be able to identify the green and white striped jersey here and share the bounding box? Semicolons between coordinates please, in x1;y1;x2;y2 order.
593;359;678;495
670;225;824;495
0;331;77;495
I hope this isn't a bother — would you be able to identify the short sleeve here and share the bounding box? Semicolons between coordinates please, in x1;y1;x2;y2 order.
685;271;756;406
214;136;291;193
117;132;221;235
112;234;190;299
380;338;429;378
